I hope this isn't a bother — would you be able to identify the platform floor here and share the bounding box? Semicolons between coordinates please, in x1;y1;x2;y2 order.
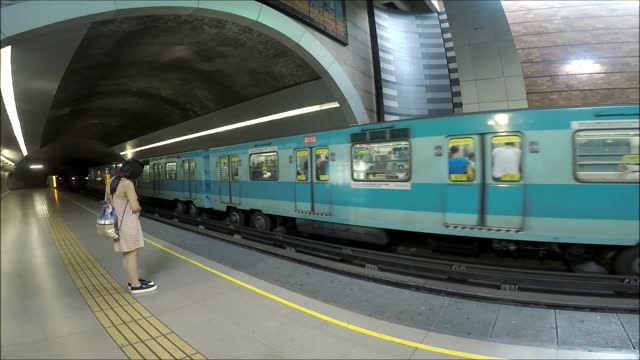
1;189;639;359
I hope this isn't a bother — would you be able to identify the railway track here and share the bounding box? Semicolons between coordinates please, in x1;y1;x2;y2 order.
141;205;639;313
76;190;639;312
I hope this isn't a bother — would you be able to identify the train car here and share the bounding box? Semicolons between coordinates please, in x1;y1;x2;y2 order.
136;150;211;215
88;105;639;274
87;163;119;194
207;105;638;274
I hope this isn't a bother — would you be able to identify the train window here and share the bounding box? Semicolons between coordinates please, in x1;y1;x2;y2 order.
250;152;278;181
296;150;309;181
351;141;410;181
575;129;639;182
230;156;239;180
220;156;229;181
448;138;475;182
142;165;150;182
315;148;330;181
165;162;177;180
491;135;522;182
181;160;197;179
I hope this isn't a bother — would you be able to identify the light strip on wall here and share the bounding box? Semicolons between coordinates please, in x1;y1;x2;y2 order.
120;101;340;155
0;46;28;156
29;164;44;169
0;155;15;166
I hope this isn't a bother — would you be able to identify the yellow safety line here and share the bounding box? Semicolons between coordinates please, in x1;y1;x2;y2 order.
65;193;500;360
42;194;205;360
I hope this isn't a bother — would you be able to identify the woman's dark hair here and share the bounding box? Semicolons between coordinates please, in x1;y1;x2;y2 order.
110;158;144;194
119;158;144;179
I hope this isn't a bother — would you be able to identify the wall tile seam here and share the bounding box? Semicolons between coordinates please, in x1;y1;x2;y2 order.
525;86;640;94
504;11;640;26
467;75;520;81
510;26;640;39
347;20;372;34
340;44;376;60
513;40;640;51
335;57;376;73
384;92;455;99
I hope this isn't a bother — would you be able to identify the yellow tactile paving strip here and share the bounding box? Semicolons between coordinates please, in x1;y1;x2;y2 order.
40;196;206;360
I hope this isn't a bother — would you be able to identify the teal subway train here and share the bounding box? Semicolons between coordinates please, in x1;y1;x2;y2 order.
88;105;639;274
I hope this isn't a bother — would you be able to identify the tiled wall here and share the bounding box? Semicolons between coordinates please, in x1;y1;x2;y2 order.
444;0;528;113
374;8;454;121
502;0;640;108
438;12;463;114
309;0;377;122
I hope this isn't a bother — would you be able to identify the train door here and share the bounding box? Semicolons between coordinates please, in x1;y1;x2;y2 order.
230;155;241;205
294;149;312;212
444;136;482;226
151;162;161;194
444;133;524;229
182;159;194;199
294;147;331;214
482;133;524;228
219;156;232;204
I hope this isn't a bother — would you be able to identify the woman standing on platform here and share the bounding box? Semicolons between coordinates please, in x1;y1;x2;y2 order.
106;158;157;294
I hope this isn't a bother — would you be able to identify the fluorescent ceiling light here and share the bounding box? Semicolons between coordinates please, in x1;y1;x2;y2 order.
120;101;340;155
29;164;44;169
0;155;15;166
1;46;28;156
488;113;509;126
566;59;600;73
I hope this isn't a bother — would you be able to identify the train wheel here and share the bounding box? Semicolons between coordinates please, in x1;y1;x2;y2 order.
174;201;186;215
251;212;274;231
228;208;246;226
188;203;199;217
615;246;639;275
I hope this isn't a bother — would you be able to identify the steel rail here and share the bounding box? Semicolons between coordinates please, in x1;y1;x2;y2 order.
140;205;639;313
76;188;638;312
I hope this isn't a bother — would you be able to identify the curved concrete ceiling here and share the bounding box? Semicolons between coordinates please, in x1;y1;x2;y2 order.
41;15;320;148
1;1;369;183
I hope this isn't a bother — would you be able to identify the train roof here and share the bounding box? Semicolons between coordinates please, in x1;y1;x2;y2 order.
93;104;639;167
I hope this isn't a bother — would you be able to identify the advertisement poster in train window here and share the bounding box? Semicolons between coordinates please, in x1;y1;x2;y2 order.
315;148;330;181
220;157;229;181
259;0;348;45
296;150;309;181
230;156;240;181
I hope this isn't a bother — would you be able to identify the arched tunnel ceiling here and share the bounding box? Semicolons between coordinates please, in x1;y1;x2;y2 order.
41;14;321;149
